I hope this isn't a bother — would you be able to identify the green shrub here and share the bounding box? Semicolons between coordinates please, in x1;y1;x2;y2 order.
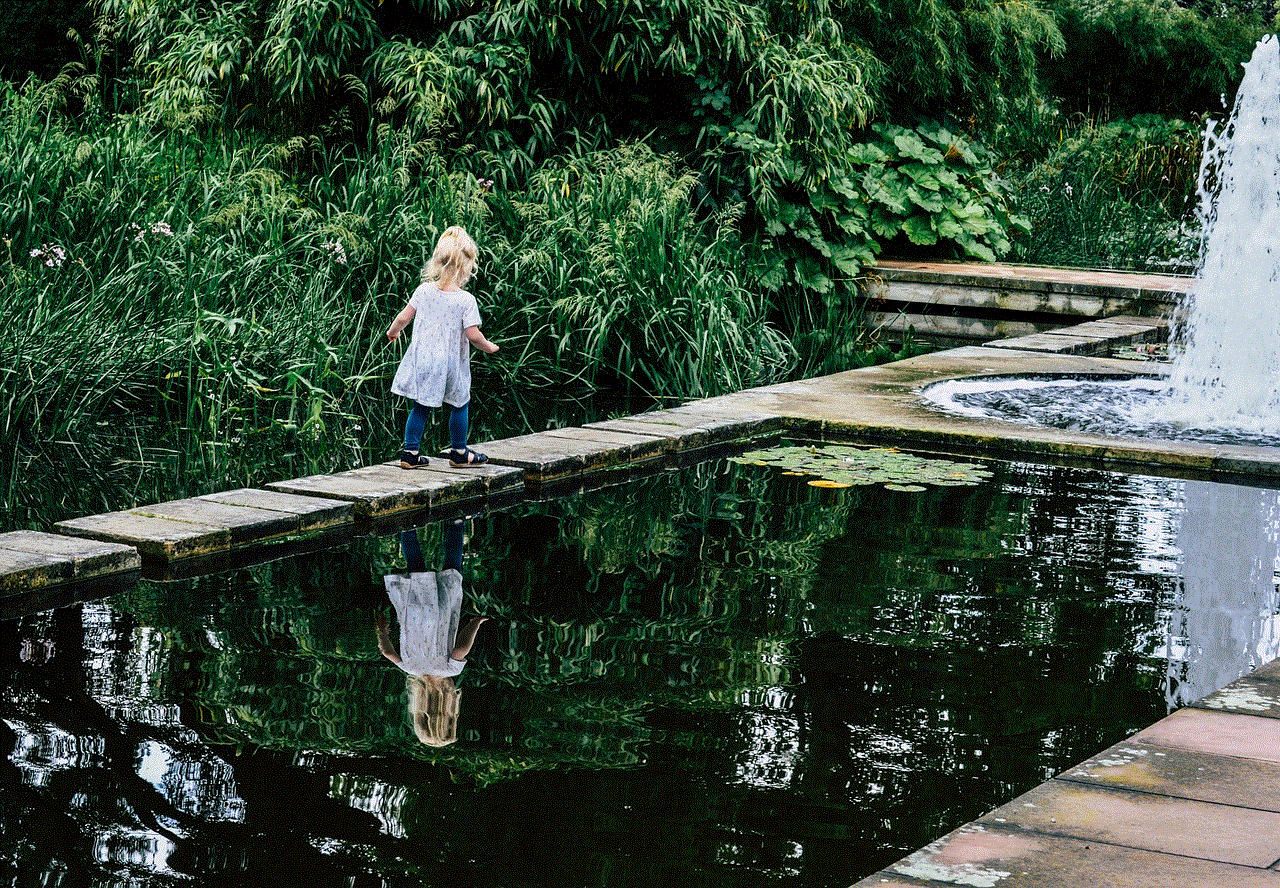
487;143;796;400
1041;0;1265;119
1004;115;1204;271
751;121;1026;374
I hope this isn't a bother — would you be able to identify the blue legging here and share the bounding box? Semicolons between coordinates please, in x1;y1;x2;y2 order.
399;523;463;573
403;401;468;453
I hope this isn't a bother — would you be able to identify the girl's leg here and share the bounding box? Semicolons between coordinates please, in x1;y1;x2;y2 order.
447;402;469;451
401;401;433;468
442;519;464;572
399;530;427;573
447;401;488;465
403;401;432;452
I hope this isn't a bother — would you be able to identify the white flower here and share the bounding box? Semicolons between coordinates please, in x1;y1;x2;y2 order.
130;220;175;243
30;243;66;267
321;240;348;264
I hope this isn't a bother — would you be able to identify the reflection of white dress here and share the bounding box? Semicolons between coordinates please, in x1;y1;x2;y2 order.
383;569;466;677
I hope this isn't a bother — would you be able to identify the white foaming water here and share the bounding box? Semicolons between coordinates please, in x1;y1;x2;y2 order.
926;35;1280;446
1162;34;1280;432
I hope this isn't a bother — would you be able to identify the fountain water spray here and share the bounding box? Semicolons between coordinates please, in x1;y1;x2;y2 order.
1165;34;1280;431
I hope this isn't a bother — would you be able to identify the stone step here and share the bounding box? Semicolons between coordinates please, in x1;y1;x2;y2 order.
267;461;523;519
986;315;1169;355
54;488;353;560
0;531;140;593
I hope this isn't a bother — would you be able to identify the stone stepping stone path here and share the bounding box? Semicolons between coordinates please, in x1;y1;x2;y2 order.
54;488;353;560
987;314;1168;356
267;461;523;519
0;531;139;593
461;409;784;484
585;407;785;454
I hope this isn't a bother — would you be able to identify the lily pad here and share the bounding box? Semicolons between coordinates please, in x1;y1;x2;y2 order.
732;442;993;493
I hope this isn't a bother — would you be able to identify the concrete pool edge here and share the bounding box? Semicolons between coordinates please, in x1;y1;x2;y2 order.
706;344;1280;480
851;665;1280;887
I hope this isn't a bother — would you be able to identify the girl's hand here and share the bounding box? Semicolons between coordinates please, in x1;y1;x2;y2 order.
387;328;400;342
485;341;499;354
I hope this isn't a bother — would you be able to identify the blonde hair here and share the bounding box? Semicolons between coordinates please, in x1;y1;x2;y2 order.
421;225;478;288
407;674;461;747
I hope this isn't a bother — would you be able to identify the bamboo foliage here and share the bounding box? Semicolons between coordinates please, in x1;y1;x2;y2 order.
92;0;1057;285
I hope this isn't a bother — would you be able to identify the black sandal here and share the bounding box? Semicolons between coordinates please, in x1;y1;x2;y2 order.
449;447;489;467
399;450;430;469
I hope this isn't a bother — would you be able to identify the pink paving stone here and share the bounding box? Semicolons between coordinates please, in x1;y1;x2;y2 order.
1196;676;1280;718
981;781;1280;867
1060;740;1280;811
1255;657;1280;683
854;823;1280;888
1133;707;1280;764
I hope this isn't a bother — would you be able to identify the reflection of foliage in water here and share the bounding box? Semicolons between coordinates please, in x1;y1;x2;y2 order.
114;459;856;783
109;455;1175;798
2;455;1194;887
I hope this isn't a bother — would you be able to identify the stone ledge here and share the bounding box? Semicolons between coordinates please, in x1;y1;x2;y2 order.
0;531;140;593
267;462;521;519
55;488;353;560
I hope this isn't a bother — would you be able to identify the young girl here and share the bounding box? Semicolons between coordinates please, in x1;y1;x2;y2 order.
386;225;499;468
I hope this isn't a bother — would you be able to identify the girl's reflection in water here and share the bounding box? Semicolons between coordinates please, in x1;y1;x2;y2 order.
376;520;488;746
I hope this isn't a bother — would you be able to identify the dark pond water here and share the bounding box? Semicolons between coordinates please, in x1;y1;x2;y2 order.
3;452;1279;887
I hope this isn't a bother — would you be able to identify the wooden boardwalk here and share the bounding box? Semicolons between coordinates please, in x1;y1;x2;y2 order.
4;262;1279;887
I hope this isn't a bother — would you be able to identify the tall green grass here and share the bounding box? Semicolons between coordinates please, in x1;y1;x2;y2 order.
0;80;804;528
998;112;1204;271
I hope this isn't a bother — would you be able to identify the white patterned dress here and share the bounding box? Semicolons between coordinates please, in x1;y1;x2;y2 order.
383;569;466;677
390;282;482;408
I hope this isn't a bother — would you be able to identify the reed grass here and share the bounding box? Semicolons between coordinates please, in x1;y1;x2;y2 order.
0;81;806;527
998;112;1204;272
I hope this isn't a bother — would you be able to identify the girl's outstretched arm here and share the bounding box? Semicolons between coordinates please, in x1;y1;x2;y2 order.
387;304;416;341
375;615;403;664
464;325;499;354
